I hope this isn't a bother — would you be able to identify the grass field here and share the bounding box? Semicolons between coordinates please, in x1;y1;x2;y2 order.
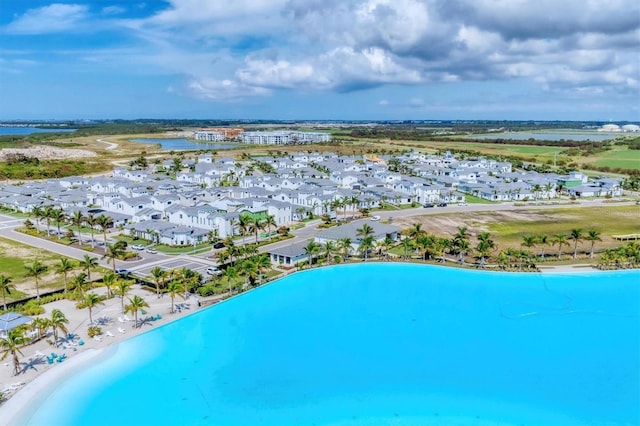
0;237;102;302
587;146;640;170
394;205;640;257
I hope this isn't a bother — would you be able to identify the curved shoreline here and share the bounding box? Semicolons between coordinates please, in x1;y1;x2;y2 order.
1;348;106;426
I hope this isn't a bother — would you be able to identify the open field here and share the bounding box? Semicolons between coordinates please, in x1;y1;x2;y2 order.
392;205;640;256
0;237;104;302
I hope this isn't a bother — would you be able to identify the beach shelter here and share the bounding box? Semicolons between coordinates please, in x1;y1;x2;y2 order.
0;313;33;336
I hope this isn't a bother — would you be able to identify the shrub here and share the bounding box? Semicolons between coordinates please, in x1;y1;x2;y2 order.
17;300;45;316
87;326;102;337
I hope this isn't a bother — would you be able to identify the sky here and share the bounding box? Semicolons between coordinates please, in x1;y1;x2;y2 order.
0;0;638;121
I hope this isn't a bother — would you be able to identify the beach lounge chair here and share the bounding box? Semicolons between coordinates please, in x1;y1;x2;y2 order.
117;327;126;334
123;315;133;322
106;331;114;337
93;336;102;342
34;350;45;357
118;316;126;323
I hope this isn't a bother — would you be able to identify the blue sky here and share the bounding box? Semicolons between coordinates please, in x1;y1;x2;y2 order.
0;0;638;121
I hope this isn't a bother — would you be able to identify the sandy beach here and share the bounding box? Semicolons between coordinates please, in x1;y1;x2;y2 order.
0;284;210;425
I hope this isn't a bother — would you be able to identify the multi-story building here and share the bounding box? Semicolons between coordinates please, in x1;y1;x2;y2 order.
193;128;244;141
240;131;332;145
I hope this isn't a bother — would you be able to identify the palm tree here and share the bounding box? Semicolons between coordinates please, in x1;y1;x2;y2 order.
254;254;271;285
70;211;85;243
400;238;414;260
55;258;74;293
149;266;166;298
31;317;50;342
79;255;99;282
114;280;131;313
49;309;69;348
102;243;124;272
78;293;104;325
584;229;602;259
166;280;184;313
553;234;568;259
409;223;425;240
85;213;97;248
24;259;48;300
323;241;336;264
70;272;88;296
51;208;66;239
222;266;238;294
0;329;26;376
124;295;149;328
96;214;113;247
304;240;321;266
475;232;496;267
521;235;537;253
31;205;43;233
569;228;583;260
537;234;549;260
338;237;352;261
241;260;259;287
102;272;118;298
264;215;277;238
0;274;15;311
359;235;375;261
249;216;265;244
238;215;251;245
356;223;375;240
42;205;55;237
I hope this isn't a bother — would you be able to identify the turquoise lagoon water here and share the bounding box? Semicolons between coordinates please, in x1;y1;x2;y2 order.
19;264;639;425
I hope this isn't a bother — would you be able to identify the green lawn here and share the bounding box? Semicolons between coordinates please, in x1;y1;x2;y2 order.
588;146;640;170
463;194;496;204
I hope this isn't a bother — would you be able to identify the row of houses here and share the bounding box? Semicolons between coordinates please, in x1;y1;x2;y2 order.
0;151;623;246
192;129;332;144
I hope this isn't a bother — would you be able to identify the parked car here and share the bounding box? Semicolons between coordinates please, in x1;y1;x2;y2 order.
206;266;223;276
370;215;381;221
131;244;145;250
437;202;448;207
423;203;435;208
213;242;225;249
458;202;468;206
146;247;158;254
115;268;132;278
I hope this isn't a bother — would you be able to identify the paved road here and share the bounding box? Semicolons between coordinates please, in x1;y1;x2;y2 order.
1;199;636;276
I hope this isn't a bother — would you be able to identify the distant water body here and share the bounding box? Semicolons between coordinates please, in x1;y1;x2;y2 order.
15;264;639;426
471;131;620;141
130;138;240;151
0;126;76;135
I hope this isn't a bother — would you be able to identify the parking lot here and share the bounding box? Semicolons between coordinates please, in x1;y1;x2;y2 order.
130;256;219;279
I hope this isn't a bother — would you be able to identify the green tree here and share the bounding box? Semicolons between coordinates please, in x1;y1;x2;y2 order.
102;243;124;272
553;234;568;259
584;229;602;259
31;205;43;233
304;240;321;266
569;228;583;260
55;258;74;293
149;266;166;298
102;272;118;298
223;266;238;294
96;214;114;248
24;259;48;300
79;255;99;282
70;211;85;243
114;280;132;314
84;213;97;248
51;208;66;239
537;234;549;260
71;272;88;296
0;329;26;376
124;295;149;328
49;309;69;348
338;237;352;261
0;274;15;311
166;280;184;314
358;235;375;261
78;293;104;325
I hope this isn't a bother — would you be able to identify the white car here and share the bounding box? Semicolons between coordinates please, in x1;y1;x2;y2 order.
206;266;223;276
146;247;158;254
131;244;145;250
370;215;381;221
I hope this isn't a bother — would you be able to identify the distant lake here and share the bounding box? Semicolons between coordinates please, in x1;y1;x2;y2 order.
130;138;240;150
0;126;77;135
470;131;621;142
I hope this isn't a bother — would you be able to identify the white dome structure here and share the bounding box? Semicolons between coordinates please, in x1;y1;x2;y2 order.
599;124;622;132
622;124;640;132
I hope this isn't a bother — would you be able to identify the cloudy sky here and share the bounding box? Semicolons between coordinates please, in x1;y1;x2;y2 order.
0;0;638;121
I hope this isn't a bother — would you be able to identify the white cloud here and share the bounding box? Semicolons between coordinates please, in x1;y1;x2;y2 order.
4;4;89;34
187;77;270;100
102;6;126;15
